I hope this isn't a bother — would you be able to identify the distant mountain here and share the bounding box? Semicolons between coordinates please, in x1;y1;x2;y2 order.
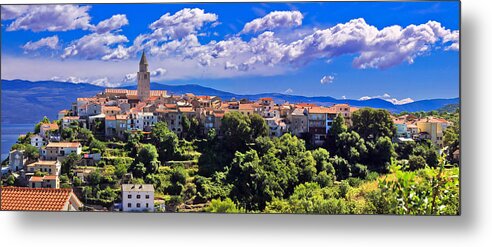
1;79;103;124
1;79;459;124
437;103;460;113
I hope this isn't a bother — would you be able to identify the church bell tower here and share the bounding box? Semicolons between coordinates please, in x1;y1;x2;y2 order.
137;51;150;101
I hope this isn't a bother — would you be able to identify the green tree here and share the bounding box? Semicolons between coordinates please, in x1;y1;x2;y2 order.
331;156;351;181
205;198;245;213
227;150;277;211
133;143;159;174
73;176;82;186
61;127;75;141
249;113;269;139
167;166;188;195
325;114;348;152
366;136;396;173
221;111;253;153
6;174;16;186
352;108;396;140
408;155;426;171
151;122;179;163
311;148;334;175
334;131;367;165
61;153;81;177
87;171;102;186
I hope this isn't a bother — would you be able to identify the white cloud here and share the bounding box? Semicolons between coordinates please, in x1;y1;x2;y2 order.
284;88;294;94
90;77;122;87
241;10;303;34
358;93;414;105
93;14;129;34
62;32;129;60
1;5;30;20
102;45;130;61
4;5;92;32
341;96;346;99
22;35;59;51
320;75;335;84
150;67;167;78
148;8;218;40
123;73;137;83
50;76;88;84
386;97;415;105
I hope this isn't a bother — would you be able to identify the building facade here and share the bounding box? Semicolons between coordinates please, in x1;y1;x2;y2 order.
121;184;155;212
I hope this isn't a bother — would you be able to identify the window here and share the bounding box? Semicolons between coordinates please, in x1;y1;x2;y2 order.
128;203;132;208
146;203;149;208
137;203;141;208
137;195;141;199
146;195;150;199
128;195;132;199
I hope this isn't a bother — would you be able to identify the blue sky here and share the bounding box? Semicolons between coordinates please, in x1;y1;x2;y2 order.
1;2;459;103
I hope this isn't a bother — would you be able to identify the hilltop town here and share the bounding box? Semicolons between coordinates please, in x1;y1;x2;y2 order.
1;53;460;213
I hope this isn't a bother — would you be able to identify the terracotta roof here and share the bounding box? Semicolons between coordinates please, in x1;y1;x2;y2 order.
309;107;336;114
333;103;350;107
27;160;58;167
179;107;194;113
29;176;44;182
239;104;255;110
63;116;79;120
41;123;58;130
43;175;57;180
260;97;273;101
0;187;77;211
105;116;116;121
59;109;68;113
164;104;177;109
296;103;317;108
77;97;97;101
105;88;128;94
46;142;81;148
103;106;121;111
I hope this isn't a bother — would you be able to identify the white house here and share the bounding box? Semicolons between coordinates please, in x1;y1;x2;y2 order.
127;112;157;131
30;134;45;149
121;184;155;212
141;112;158;131
42;142;82;161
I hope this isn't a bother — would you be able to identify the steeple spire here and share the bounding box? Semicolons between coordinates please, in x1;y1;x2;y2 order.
139;51;148;65
139;51;148;72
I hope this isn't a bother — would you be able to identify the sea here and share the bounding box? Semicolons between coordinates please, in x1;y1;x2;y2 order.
1;123;35;161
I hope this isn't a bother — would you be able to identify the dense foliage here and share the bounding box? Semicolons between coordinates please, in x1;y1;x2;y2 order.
2;108;458;215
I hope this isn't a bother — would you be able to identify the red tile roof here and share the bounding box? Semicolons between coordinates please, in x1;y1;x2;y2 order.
239;104;255;110
179;107;194;113
41;123;59;130
46;142;81;148
29;176;44;182
0;187;78;211
63;116;80;120
309;107;336;114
